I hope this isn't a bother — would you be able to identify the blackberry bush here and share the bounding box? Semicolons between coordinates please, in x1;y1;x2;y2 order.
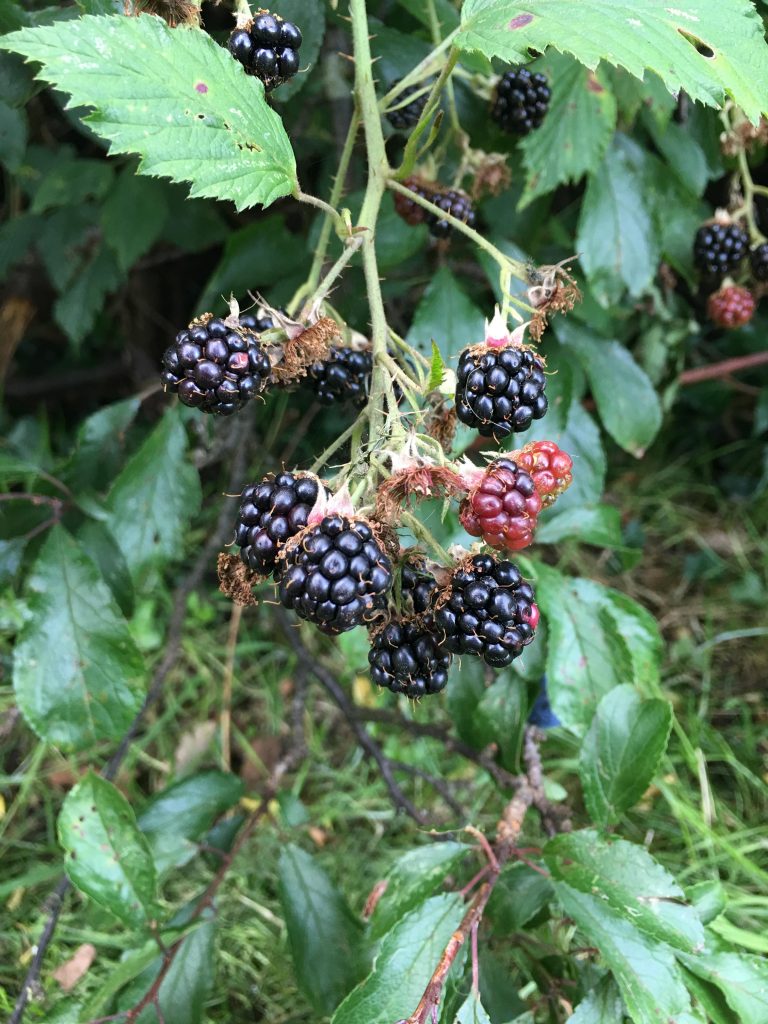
235;471;327;576
227;11;302;91
492;67;551;135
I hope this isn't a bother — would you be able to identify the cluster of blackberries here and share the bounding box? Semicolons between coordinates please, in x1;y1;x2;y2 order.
308;347;373;407
693;222;765;328
394;177;477;239
492;67;551;135
385;79;429;131
161;315;272;416
227;10;302;91
455;344;548;439
236;472;326;575
693;222;749;278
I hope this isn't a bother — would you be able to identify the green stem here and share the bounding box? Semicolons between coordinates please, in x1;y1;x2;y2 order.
400;509;451;563
299;236;363;320
395;48;460;181
426;0;461;136
310;411;367;474
380;28;460;106
736;148;768;245
294;188;347;235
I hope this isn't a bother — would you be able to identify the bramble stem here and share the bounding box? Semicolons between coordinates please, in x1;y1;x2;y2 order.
395;48;460;181
294;188;348;235
736;148;768;245
300;235;363;320
310;411;368;475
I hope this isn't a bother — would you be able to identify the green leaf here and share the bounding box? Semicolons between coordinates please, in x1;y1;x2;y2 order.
677;951;768;1024
486;862;552;934
376;192;429;270
58;771;159;929
579;685;672;824
407;266;485;360
686;880;726;926
0;98;26;171
138;770;244;874
102;169;168;271
30;157;113;214
77;519;135;617
456;0;768;124
558;321;662;456
105;407;201;581
554;884;704;1024
602;588;663;691
332;893;465;1024
456;992;492;1024
568;978;625;1023
370;842;469;941
536;504;623;548
519;54;616;206
64;396;141;493
576;137;658;305
475;671;530;771
78;941;160;1020
0;211;41;278
428;341;447;393
546;830;704;952
13;525;144;750
2;14;297;210
642;110;710;196
279;844;368;1015
53;243;123;344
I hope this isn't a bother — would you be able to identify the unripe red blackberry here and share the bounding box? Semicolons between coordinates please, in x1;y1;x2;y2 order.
459;458;542;551
435;553;537;667
161;315;272;416
706;284;756;328
386;79;429;131
693;222;748;278
276;515;393;634
514;440;573;507
307;346;373;407
369;618;451;698
235;471;328;576
749;243;768;282
227;10;302;91
492;67;551;135
455;344;547;439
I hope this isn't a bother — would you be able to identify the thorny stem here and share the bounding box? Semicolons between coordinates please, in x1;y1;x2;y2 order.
735;147;768;245
299;234;363;320
293;188;348;236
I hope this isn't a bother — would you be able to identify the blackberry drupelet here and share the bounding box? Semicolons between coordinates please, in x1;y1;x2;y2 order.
435;553;538;667
227;10;302;91
706;285;756;328
460;458;542;552
235;471;326;576
276;515;393;634
369;619;451;698
455;345;548;439
693;222;748;278
161;315;271;416
492;67;551;135
750;243;768;282
386;79;428;131
308;346;373;407
238;311;275;332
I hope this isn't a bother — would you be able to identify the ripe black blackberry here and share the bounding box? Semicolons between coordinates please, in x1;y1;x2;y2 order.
492;67;551;135
386;79;428;131
750;242;768;281
276;515;393;634
238;311;275;332
435;553;537;667
161;315;272;416
227;10;302;92
235;472;326;576
307;346;373;407
693;222;748;278
400;558;439;617
369;619;451;698
455;345;547;439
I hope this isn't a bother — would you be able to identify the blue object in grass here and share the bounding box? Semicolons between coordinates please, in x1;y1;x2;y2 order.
528;676;561;729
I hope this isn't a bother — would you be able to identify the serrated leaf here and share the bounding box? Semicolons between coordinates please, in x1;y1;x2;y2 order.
30;157;113;214
579;685;672;824
603;588;663;691
428;341;447;392
77;519;135;617
456;992;492;1024
53;243;123;344
555;883;704;1024
519;54;616;206
456;0;768;124
370;842;469;940
2;14;297;210
59;772;159;930
105;407;201;581
13;525;144;750
332;893;464;1024
102;169;168;271
568;977;625;1023
279;844;369;1015
138;770;244;874
407;265;485;360
475;671;530;771
536;504;623;548
546;830;704;951
486;862;552;934
677;951;768;1023
64;396;141;493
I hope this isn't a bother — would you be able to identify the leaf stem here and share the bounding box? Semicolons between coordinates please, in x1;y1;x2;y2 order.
294;188;347;235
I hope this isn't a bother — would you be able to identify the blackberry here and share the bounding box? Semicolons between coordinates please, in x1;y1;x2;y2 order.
235;471;326;576
386;79;428;131
238;311;275;332
308;346;372;407
161;315;272;416
393;178;476;239
693;222;748;278
492;67;551;136
455;345;547;439
459;458;542;552
435;554;537;668
276;515;393;634
400;557;439;617
369;619;451;698
227;10;302;92
750;242;768;282
706;285;756;329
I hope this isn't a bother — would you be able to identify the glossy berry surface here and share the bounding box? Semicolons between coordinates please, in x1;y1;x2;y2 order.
308;347;373;407
238;312;275;333
386;80;428;131
460;458;542;551
393;178;476;238
400;558;439;618
707;285;756;328
276;515;393;635
750;243;768;282
436;554;537;667
455;345;548;439
515;440;573;507
161;317;271;416
235;472;326;576
369;619;451;698
492;67;551;135
227;11;302;91
693;222;748;278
